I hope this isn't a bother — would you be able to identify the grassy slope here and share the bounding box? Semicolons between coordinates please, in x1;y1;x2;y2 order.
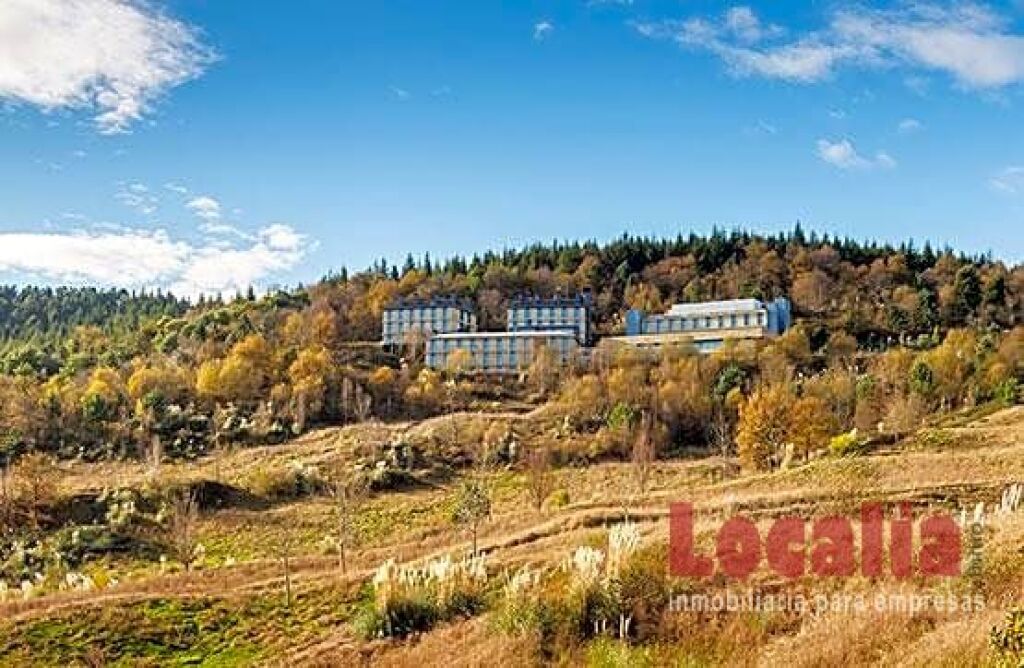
2;407;1024;666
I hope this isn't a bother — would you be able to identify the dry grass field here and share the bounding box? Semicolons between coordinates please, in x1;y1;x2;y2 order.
2;405;1024;666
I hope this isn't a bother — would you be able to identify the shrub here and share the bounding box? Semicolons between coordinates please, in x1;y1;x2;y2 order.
606;403;638;431
492;566;545;637
359;553;490;639
586;637;658;668
245;462;328;500
991;609;1024;664
828;429;869;458
544;488;571;510
995;378;1020;407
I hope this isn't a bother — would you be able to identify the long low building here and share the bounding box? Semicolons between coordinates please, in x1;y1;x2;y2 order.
611;297;792;352
425;329;579;373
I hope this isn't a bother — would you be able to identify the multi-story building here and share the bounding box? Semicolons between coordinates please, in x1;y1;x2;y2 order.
613;297;791;352
381;296;477;347
506;294;592;344
425;330;579;374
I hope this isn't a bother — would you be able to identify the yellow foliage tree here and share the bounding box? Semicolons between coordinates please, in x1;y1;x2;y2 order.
288;345;333;429
195;334;273;403
445;348;475;377
82;367;125;407
788;395;833;458
736;384;794;472
127;362;191;404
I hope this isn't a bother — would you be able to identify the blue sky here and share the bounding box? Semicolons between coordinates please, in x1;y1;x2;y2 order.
1;0;1023;297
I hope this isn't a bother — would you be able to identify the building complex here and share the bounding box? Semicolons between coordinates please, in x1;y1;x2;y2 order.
380;296;477;347
613;297;791;353
383;294;791;372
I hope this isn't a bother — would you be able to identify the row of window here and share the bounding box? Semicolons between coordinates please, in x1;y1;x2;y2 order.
428;338;576;353
642;311;765;334
508;306;587;319
426;342;577;370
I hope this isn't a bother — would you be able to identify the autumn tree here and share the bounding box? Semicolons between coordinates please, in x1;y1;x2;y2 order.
451;476;491;555
524;445;555;512
404;368;444;413
196;334;273;404
527;343;560;397
11;453;59;528
288;345;333;431
166;490;201;572
882;393;928;440
735;384;794;472
330;465;369;574
632;412;656;495
787;395;833;459
368;366;399;416
826;331;858;369
445;348;474;378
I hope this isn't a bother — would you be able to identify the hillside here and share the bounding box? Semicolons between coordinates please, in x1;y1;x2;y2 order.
1;403;1024;666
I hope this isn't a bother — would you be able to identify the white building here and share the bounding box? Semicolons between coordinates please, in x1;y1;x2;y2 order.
614;297;792;352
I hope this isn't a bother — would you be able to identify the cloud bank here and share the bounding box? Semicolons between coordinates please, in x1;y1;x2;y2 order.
634;3;1024;89
0;223;312;299
0;0;215;132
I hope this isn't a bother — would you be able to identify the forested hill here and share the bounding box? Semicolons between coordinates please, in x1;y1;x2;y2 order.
334;227;1020;344
0;227;1021;463
0;286;188;342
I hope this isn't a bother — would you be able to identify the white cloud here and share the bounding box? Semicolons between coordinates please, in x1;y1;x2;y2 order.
186;195;222;221
636;3;1024;89
164;182;189;195
534;21;554;41
991;166;1024;194
115;182;159;215
898;117;924;133
0;224;312;298
875;151;897;169
724;6;783;43
170;224;310;298
199;221;251;239
816;138;896;170
388;85;411;101
0;0;215;133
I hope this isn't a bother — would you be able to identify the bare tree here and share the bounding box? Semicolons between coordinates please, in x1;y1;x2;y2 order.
144;434;163;479
525;445;555;512
11;453;58;529
332;468;369;575
277;532;294;613
0;437;14;529
631;412;655;497
167;490;200;572
451;475;491;556
708;407;734;458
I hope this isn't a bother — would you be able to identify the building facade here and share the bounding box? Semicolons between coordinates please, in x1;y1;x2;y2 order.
425;330;579;373
381;296;477;347
615;297;791;352
506;294;592;344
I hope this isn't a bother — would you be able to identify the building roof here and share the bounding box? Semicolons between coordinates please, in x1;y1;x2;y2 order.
665;298;766;316
508;292;592;308
429;329;577;340
384;295;474;310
